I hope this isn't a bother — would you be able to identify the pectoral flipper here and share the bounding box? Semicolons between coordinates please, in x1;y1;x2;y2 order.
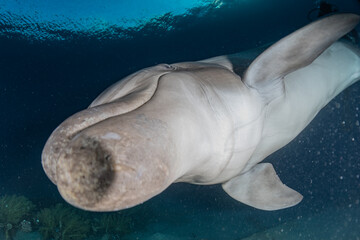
222;163;303;210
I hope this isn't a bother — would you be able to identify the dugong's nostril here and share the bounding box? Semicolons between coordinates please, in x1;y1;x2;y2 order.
56;136;115;209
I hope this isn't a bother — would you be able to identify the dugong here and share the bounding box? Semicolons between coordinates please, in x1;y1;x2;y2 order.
42;13;360;211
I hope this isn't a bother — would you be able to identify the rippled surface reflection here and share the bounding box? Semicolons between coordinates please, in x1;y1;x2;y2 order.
0;0;224;41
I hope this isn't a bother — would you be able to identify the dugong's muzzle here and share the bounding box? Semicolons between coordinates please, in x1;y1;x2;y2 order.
42;108;175;211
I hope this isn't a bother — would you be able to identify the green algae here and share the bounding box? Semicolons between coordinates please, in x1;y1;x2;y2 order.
37;203;90;240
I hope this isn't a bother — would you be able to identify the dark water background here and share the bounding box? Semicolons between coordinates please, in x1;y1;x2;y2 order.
1;0;360;238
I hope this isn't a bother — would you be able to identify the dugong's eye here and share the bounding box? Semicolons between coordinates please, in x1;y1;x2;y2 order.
163;64;177;70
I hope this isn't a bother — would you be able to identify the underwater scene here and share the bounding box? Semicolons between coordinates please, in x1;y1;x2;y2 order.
1;0;360;239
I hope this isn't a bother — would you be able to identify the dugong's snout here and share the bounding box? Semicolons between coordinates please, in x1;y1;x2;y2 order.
44;113;175;211
56;135;115;210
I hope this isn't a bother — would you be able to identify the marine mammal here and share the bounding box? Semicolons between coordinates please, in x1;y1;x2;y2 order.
42;13;360;211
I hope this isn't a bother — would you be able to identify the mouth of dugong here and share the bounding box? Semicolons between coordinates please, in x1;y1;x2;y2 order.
54;117;174;211
55;135;116;210
43;107;174;211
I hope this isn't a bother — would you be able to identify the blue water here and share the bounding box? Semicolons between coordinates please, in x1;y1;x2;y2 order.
1;0;360;239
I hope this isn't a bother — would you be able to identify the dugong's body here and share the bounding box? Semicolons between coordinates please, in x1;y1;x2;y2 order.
42;14;360;211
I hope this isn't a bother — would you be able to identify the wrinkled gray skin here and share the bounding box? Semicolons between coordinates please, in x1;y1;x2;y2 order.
42;14;360;211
